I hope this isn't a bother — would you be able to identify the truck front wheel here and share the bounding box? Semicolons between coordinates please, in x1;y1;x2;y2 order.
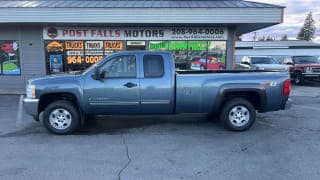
43;100;80;135
220;98;256;131
294;73;304;85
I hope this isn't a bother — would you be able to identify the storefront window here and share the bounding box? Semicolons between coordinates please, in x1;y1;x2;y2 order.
84;41;104;68
104;41;124;56
45;41;64;73
188;41;207;70
0;40;20;75
169;41;188;70
44;39;227;73
65;40;85;72
207;41;226;70
45;40;124;74
149;41;168;51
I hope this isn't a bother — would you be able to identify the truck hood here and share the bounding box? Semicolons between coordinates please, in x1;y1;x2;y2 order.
28;72;81;85
254;64;289;71
294;64;320;68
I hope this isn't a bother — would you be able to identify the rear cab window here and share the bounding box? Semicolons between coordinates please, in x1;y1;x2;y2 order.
143;55;164;78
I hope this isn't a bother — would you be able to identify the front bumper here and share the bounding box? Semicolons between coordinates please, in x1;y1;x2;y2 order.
23;97;39;117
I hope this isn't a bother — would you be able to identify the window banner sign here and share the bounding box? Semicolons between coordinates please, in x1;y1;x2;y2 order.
43;27;228;41
49;54;63;73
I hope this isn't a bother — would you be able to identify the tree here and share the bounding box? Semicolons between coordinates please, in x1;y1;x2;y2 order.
266;36;275;41
297;12;316;41
258;36;266;41
281;34;288;41
237;36;243;41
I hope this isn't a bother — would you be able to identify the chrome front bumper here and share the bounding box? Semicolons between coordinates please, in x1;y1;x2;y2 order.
302;73;320;77
23;97;39;117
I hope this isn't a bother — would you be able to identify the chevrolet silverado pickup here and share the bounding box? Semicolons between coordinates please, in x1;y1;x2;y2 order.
23;51;291;135
284;56;320;85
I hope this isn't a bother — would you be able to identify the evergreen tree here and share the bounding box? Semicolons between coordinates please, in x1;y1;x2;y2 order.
237;36;243;41
258;36;266;41
297;12;316;41
266;36;275;41
281;34;288;41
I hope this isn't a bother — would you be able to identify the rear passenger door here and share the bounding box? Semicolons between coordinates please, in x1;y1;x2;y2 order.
140;54;174;114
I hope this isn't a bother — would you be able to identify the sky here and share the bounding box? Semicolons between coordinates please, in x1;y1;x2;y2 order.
243;0;320;42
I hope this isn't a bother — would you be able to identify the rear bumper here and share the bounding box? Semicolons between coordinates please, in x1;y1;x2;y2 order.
23;97;39;117
281;96;290;110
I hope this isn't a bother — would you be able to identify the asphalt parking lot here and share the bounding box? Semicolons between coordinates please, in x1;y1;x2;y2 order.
0;83;320;180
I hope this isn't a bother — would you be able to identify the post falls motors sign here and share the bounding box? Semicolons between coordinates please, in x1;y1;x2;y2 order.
43;27;228;41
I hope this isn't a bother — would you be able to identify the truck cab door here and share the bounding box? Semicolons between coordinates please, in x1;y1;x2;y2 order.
83;55;140;114
139;53;174;114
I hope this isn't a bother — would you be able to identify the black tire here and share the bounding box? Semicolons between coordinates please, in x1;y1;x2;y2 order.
294;72;304;85
206;113;219;123
43;100;80;135
200;65;205;70
220;98;256;131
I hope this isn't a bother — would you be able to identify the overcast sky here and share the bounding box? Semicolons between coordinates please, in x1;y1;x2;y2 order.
243;0;320;42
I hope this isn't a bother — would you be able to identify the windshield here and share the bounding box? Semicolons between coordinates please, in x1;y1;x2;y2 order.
251;57;278;64
199;58;208;63
293;56;318;64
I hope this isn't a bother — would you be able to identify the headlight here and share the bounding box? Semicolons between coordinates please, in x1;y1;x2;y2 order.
26;84;36;98
305;67;313;73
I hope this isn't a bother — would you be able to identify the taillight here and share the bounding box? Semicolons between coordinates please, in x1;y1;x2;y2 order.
283;79;291;96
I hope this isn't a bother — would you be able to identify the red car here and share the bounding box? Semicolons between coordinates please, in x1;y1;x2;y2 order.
285;56;320;85
191;56;225;70
1;43;15;53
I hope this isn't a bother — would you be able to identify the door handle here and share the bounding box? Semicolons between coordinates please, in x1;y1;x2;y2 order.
124;82;137;88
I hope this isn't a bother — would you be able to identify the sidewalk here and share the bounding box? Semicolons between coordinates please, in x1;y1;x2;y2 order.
0;89;25;95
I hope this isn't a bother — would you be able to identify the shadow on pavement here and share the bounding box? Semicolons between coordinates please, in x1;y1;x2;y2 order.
76;114;213;135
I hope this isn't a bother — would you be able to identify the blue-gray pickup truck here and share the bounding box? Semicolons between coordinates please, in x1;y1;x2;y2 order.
23;51;291;135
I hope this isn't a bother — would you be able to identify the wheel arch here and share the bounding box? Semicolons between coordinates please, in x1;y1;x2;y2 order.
213;83;267;114
38;92;85;125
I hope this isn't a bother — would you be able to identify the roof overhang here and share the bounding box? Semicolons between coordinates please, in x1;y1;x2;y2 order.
0;7;284;34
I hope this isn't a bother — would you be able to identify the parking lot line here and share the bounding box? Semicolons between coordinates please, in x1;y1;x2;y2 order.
16;95;24;128
292;104;320;111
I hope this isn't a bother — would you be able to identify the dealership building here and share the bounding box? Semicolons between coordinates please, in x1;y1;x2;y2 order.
0;0;284;90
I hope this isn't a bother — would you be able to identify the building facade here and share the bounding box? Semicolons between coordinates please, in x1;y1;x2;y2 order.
235;41;320;63
0;0;284;89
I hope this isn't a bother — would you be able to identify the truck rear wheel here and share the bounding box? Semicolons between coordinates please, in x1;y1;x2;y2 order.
220;98;256;131
43;100;80;135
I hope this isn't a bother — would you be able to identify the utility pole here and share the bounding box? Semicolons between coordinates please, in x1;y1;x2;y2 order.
253;32;257;41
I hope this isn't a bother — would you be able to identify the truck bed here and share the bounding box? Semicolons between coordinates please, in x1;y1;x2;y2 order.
175;70;289;114
176;70;280;74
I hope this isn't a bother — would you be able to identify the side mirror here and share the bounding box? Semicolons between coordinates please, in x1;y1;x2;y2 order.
241;61;251;66
92;67;106;80
285;61;294;65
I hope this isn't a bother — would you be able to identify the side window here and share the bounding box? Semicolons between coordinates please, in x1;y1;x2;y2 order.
100;55;136;78
143;55;164;78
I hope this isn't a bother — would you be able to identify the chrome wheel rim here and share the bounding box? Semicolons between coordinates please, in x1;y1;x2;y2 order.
49;108;72;130
228;105;250;127
200;66;205;70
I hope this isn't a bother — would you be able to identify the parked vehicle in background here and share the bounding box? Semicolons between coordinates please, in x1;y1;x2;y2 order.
23;51;290;135
284;56;320;85
191;57;225;70
237;56;289;72
0;43;15;53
